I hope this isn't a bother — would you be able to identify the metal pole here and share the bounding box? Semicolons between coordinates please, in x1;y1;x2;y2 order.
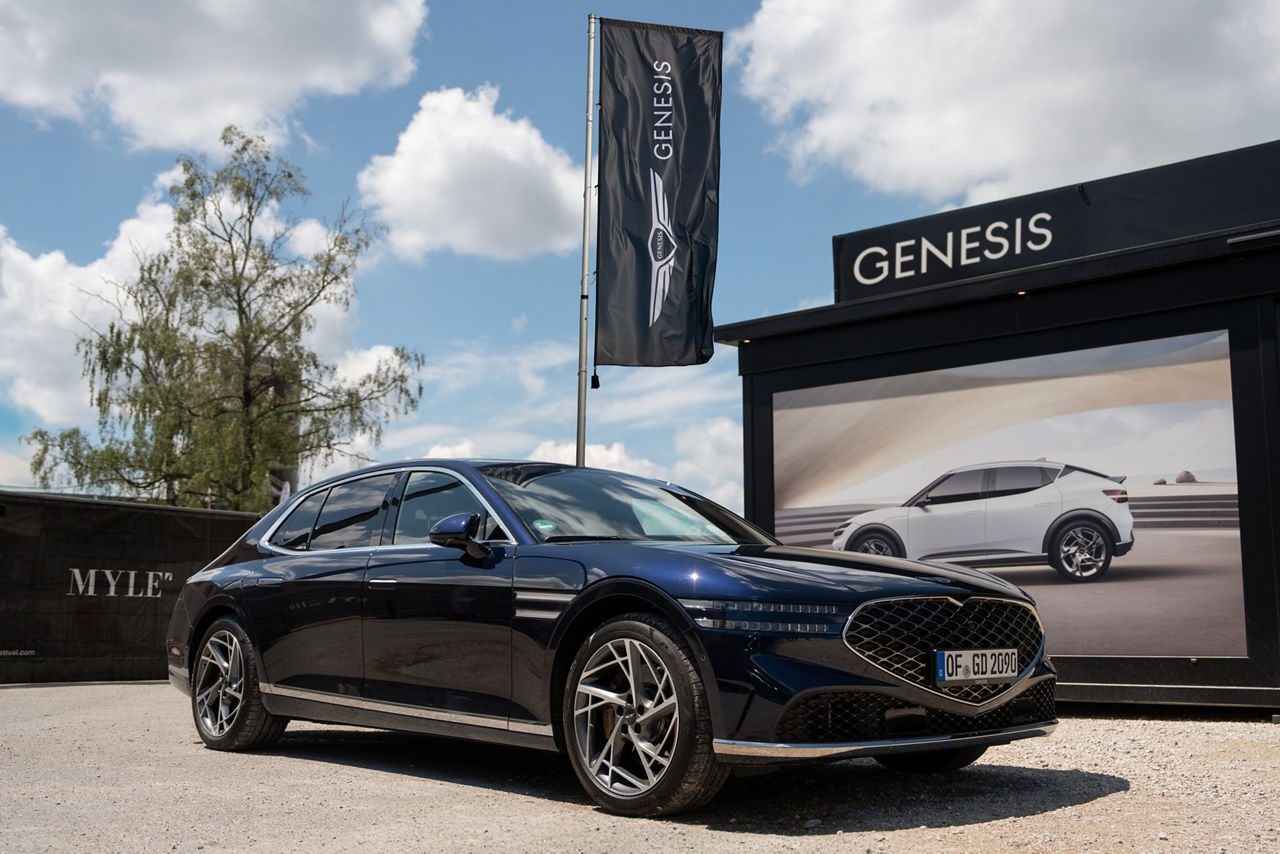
575;13;597;467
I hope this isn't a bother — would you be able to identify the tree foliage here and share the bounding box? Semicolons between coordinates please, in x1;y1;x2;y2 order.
28;127;423;512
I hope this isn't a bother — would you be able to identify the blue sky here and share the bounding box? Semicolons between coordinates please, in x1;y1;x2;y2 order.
2;0;1279;509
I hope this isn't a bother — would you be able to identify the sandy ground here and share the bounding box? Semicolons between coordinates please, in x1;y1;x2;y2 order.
1;682;1278;853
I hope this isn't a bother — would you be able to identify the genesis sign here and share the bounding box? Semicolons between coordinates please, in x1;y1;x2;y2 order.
832;140;1280;304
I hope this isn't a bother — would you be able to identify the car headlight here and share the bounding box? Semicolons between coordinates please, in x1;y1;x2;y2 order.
678;599;848;634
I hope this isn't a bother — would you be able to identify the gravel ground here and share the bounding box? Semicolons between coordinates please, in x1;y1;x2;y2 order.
1;682;1277;853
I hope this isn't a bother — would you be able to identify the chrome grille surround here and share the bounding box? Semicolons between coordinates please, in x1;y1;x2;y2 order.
842;595;1045;707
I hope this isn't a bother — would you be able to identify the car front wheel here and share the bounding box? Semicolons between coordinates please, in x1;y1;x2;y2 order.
1049;521;1113;582
563;613;728;816
191;617;286;751
848;531;902;557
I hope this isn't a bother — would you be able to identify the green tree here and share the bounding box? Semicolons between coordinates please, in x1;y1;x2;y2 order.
27;126;422;512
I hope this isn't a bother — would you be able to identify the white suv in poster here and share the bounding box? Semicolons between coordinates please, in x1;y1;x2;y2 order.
832;461;1135;581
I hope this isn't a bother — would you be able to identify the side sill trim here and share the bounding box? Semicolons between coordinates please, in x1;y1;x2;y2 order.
712;721;1057;763
259;683;554;737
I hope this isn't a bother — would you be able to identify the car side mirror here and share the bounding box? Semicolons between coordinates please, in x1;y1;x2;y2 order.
915;496;931;508
429;512;492;560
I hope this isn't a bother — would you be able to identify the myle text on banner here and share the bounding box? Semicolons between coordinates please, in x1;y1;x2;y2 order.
595;18;721;367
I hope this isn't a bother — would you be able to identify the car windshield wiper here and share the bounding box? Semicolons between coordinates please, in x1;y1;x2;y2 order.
542;535;634;543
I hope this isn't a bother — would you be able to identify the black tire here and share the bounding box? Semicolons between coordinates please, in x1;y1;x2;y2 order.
191;617;286;751
1048;520;1113;582
874;745;987;773
848;530;902;558
562;612;728;816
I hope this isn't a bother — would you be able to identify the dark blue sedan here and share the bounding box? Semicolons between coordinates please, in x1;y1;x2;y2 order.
167;460;1057;816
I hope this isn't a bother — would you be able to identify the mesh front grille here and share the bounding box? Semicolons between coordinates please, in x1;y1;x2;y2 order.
844;596;1044;698
775;680;1056;744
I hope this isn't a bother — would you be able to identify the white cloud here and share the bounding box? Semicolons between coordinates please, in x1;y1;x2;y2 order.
510;314;528;334
418;340;577;399
357;85;582;260
0;446;34;487
0;0;427;151
592;362;741;429
0;200;172;425
730;0;1280;204
528;440;668;481
424;439;477;458
672;415;744;512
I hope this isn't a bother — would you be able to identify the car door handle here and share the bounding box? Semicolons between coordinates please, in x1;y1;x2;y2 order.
368;578;397;589
256;577;282;587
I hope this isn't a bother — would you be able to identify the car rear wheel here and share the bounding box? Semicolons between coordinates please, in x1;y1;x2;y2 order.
1049;521;1113;582
563;613;728;816
848;531;902;557
192;617;286;751
874;745;987;773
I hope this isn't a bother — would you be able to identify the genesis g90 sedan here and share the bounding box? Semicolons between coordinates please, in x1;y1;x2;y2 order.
168;460;1057;815
833;461;1134;582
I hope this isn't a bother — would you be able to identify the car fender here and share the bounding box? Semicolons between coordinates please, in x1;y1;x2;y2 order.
184;584;267;688
549;576;731;737
844;523;907;555
1041;509;1122;553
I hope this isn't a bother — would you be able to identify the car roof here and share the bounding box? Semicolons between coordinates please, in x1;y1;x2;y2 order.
942;460;1066;474
295;458;674;494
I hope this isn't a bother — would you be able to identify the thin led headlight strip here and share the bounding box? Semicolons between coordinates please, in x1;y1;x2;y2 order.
678;599;847;634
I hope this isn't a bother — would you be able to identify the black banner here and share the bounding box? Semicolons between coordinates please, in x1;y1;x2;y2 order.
595;18;721;367
0;491;256;683
833;139;1280;304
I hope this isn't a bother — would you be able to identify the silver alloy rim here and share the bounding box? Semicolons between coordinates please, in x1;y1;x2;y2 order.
573;637;680;797
194;629;245;737
856;536;893;556
1059;526;1106;576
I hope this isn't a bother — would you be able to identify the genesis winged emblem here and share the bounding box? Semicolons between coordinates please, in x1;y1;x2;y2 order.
647;168;678;326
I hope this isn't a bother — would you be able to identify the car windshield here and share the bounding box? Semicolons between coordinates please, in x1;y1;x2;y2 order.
477;463;774;545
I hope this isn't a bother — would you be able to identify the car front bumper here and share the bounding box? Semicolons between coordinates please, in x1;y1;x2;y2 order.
713;719;1057;764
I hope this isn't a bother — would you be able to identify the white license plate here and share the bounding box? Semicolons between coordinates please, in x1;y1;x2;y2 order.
935;648;1019;684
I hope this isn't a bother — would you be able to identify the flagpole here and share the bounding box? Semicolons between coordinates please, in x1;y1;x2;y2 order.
575;13;597;467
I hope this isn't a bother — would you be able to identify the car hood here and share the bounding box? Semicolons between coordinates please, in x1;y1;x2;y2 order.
575;542;1032;604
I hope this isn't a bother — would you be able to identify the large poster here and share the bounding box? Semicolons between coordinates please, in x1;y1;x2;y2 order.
773;331;1245;657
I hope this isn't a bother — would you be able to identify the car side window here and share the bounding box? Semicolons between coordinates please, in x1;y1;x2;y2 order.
393;471;507;544
925;469;986;505
269;489;329;551
309;474;398;550
990;466;1051;498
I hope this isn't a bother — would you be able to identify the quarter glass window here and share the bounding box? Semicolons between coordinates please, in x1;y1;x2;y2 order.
268;489;328;551
309;474;397;550
990;466;1051;497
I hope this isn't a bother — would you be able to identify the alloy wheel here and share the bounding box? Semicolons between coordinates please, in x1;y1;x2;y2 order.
1058;525;1106;577
194;629;245;738
573;637;680;797
856;536;894;556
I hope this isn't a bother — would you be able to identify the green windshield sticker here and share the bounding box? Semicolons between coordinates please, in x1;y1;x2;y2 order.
533;519;556;531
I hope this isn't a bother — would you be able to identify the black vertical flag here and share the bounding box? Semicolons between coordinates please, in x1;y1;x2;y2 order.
595;19;721;367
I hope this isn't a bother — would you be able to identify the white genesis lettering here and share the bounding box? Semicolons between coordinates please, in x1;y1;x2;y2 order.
652;60;675;160
854;212;1054;285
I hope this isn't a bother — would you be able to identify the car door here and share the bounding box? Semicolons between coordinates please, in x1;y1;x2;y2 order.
362;469;516;720
905;468;988;560
984;465;1061;558
243;472;399;696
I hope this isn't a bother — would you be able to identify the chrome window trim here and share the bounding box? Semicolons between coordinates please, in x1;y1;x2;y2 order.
259;682;553;736
261;465;516;557
841;594;1046;709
